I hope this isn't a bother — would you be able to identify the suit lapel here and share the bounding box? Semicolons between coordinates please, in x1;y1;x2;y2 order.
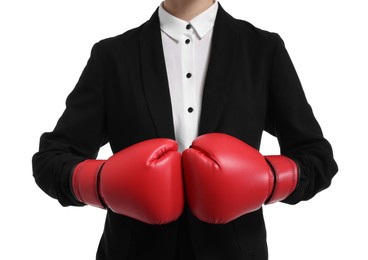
139;9;176;139
198;4;239;135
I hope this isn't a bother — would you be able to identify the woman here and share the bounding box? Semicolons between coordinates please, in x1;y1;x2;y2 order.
33;0;338;259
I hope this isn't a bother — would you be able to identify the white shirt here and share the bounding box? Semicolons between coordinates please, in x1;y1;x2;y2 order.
158;1;218;152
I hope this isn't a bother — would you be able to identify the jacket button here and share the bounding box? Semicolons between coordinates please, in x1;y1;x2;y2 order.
188;107;194;113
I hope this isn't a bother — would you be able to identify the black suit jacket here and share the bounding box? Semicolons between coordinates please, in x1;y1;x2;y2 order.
33;4;338;260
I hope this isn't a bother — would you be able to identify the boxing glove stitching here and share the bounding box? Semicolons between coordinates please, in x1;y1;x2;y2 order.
96;162;107;208
264;158;277;204
147;141;178;166
189;145;221;168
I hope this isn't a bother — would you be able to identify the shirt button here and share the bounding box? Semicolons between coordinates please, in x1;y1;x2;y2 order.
188;107;194;113
185;39;190;44
186;24;191;30
186;73;192;78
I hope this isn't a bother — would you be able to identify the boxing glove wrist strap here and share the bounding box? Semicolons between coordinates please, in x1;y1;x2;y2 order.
264;155;299;204
71;159;106;209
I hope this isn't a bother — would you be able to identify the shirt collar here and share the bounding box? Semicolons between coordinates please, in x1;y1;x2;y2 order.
158;1;218;41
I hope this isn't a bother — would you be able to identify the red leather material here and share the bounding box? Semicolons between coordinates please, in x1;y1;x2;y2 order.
264;155;298;204
182;133;274;224
99;139;184;225
72;159;106;209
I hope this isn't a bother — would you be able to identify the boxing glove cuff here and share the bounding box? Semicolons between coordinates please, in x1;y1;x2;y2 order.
264;155;299;204
72;159;106;209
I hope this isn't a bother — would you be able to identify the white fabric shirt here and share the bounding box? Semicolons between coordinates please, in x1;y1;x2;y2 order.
158;1;218;152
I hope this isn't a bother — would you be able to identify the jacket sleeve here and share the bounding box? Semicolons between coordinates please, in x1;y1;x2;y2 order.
265;34;338;204
32;42;108;207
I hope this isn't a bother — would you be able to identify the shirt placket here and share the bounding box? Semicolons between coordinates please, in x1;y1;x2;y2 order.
181;24;196;148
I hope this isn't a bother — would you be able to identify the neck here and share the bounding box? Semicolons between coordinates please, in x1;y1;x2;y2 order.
163;0;215;21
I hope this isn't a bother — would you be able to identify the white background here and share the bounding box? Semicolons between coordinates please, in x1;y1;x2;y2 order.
1;0;367;259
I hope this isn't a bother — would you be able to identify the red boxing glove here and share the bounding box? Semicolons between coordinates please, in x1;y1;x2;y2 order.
182;133;298;224
72;139;184;225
